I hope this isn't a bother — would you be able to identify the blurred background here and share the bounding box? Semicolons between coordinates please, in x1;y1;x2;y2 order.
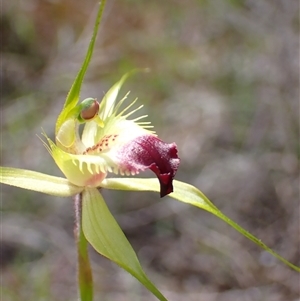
1;0;299;300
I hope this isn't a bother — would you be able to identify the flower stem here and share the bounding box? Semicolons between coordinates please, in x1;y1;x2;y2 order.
74;193;93;301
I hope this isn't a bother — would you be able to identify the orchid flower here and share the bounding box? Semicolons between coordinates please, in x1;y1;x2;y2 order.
1;1;298;301
47;73;179;198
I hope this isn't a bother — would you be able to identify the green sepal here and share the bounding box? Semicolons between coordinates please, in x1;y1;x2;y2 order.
55;0;107;137
99;71;135;121
0;166;82;197
100;177;300;272
82;187;168;301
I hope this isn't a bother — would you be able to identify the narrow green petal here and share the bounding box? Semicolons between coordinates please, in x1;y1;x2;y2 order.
82;187;168;301
101;178;300;272
98;72;134;122
0;166;82;197
55;0;107;136
99;69;148;123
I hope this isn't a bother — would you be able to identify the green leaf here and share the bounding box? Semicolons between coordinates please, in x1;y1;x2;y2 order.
0;166;82;197
82;187;168;301
55;0;107;135
100;177;300;272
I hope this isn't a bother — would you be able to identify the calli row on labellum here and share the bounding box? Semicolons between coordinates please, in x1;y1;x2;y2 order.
43;73;180;197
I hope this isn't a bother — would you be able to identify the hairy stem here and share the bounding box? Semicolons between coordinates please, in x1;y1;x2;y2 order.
74;193;94;301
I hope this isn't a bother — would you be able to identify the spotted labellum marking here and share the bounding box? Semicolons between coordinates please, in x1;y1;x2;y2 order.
84;134;119;154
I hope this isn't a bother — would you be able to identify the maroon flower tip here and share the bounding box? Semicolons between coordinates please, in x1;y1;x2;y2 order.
118;135;180;197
